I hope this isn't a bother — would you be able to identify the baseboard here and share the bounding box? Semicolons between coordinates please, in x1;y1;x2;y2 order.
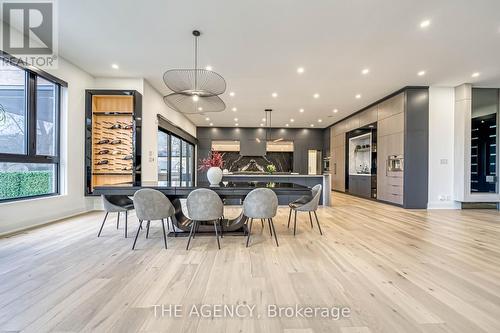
427;201;461;210
0;208;92;238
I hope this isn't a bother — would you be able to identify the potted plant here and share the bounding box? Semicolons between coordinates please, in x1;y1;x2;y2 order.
266;164;276;174
199;150;224;185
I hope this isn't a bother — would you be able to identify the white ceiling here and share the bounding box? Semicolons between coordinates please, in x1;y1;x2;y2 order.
58;0;500;128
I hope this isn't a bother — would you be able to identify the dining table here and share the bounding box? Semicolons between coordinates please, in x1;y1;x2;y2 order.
93;180;313;235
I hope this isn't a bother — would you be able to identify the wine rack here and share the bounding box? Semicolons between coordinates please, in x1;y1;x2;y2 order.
85;90;142;195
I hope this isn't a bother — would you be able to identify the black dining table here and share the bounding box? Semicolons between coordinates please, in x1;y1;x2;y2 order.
93;181;312;235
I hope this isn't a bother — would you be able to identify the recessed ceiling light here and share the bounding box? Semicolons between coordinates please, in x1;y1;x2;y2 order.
229;91;235;97
333;109;338;113
205;65;213;71
355;94;361;99
299;108;304;113
272;92;278;98
310;124;315;127
418;70;426;76
472;72;480;78
111;64;119;69
192;95;199;102
361;68;370;75
205;117;210;121
198;107;203;111
290;118;295;122
234;118;238;121
260;123;264;127
209;122;213;126
235;123;239;127
318;119;323;123
262;118;266;122
286;124;289;127
313;93;320;99
232;107;237;112
297;67;305;74
420;19;431;28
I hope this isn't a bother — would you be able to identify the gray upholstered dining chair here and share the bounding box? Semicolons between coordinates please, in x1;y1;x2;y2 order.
98;195;134;238
186;188;224;250
131;189;176;250
243;188;279;247
288;184;323;236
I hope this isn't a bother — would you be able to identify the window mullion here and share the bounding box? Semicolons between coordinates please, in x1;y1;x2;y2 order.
27;72;37;156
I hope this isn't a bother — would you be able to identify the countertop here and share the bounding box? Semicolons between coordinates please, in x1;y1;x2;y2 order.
222;173;328;177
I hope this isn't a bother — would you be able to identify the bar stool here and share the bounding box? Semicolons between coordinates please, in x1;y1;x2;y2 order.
288;184;323;236
243;188;279;247
186;188;224;250
131;189;176;250
98;195;134;238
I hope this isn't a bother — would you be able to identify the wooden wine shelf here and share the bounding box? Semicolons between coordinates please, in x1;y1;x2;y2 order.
91;95;134;190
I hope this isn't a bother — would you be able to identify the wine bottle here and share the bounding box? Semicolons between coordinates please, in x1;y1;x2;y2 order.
97;149;110;155
96;160;109;165
96;139;110;144
123;155;133;160
110;139;122;145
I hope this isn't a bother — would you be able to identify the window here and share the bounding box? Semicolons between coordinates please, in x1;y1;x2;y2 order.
157;128;194;186
0;57;62;202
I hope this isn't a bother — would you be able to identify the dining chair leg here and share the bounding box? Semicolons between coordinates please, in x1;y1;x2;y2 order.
214;220;221;250
116;212;120;229
293;210;298;236
146;220;151;239
219;218;224;238
161;218;168;249
308;212;314;229
169;217;177;237
246;218;254;247
124;211;128;238
261;219;264;228
97;212;109;237
132;220;143;250
313;211;323;235
287;208;292;228
186;221;196;250
267;219;273;236
269;218;279;247
193;221;200;238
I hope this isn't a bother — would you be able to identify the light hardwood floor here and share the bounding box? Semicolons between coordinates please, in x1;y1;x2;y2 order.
1;192;500;333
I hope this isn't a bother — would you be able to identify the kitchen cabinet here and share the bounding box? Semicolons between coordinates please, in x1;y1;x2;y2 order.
378;92;404;120
358;106;378;127
330;144;345;192
377;131;404;204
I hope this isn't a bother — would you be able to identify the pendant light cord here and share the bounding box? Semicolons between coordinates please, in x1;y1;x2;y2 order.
194;35;198;91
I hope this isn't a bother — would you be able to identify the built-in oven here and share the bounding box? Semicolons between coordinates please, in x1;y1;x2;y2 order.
323;156;331;172
387;155;404;174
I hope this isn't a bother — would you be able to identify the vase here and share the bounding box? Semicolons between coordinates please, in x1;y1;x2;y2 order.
206;167;223;186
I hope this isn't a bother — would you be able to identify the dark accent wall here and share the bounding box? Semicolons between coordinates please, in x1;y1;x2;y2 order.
219;152;293;172
404;88;429;209
323;127;331;157
196;127;324;179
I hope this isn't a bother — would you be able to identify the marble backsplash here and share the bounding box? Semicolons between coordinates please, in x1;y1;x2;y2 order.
221;152;293;172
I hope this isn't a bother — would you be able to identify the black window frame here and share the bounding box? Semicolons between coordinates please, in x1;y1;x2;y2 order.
0;52;65;203
157;127;195;185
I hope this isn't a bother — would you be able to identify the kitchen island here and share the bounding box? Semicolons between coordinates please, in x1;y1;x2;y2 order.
222;173;331;206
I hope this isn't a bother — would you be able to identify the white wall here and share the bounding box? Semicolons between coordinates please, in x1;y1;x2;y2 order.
0;58;95;234
141;80;196;181
427;87;460;209
93;78;144;94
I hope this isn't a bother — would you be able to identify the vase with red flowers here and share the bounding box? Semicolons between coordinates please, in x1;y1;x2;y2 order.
198;150;224;185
